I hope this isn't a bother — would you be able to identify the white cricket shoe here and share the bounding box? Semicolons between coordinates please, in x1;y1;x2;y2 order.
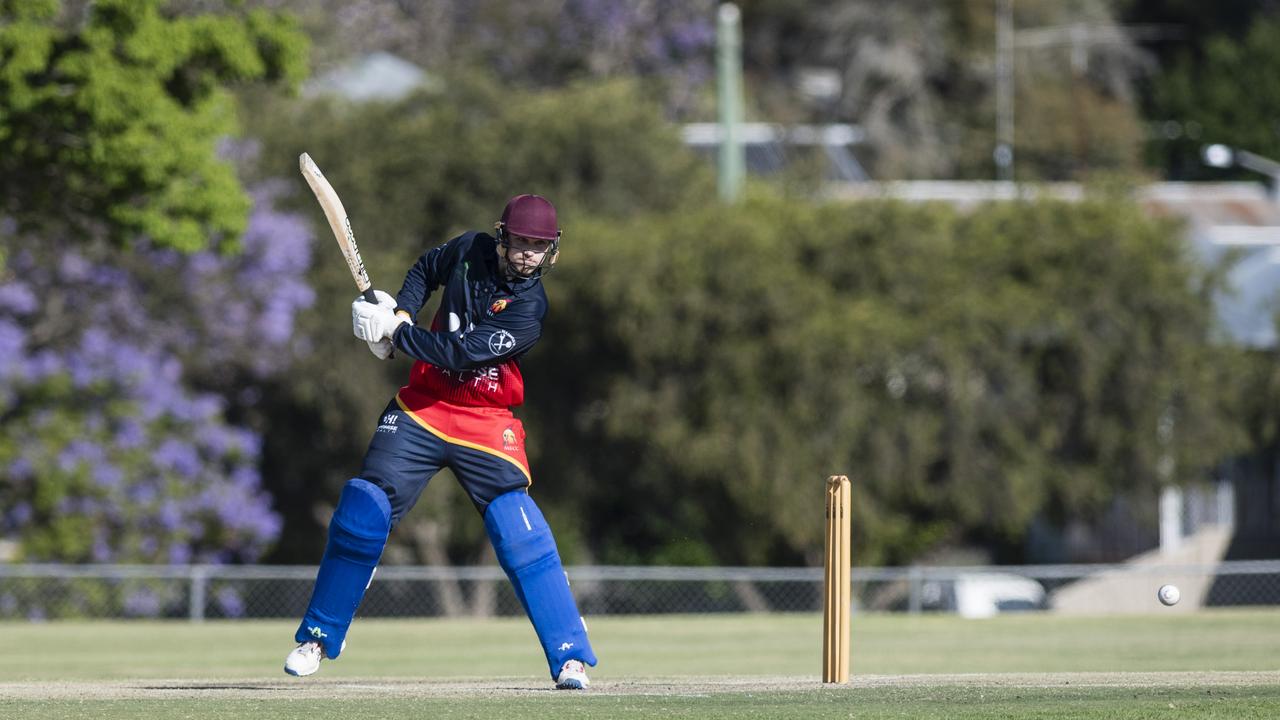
284;641;323;677
284;639;345;677
555;659;590;690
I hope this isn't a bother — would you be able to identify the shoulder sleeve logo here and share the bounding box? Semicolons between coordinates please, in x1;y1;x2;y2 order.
488;330;516;355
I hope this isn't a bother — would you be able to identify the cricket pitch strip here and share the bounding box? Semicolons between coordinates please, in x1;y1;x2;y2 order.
2;671;1278;700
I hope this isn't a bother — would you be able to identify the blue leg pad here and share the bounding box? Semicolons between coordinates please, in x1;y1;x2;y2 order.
484;491;597;678
295;478;391;659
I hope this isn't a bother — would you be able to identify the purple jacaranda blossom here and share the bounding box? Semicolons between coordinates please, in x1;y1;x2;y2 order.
166;394;223;424
92;462;124;489
9;502;32;525
1;184;297;569
123;588;161;618
239;501;283;541
0;319;24;363
229;465;259;491
128;483;158;505
215;587;245;618
58;440;105;473
58;252;91;282
91;531;112;562
8;457;33;482
158;500;182;531
24;350;63;380
189;251;221;276
230;429;262;459
199;425;236;456
0;282;37;315
149;248;181;268
198;549;233;565
168;543;192;565
115;419;146;449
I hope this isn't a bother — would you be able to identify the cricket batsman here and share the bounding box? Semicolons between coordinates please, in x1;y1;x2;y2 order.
284;194;596;690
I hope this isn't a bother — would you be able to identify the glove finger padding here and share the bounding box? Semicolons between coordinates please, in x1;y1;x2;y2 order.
352;296;386;341
352;294;407;343
366;338;394;360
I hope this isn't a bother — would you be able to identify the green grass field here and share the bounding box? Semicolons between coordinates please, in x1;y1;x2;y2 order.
2;610;1279;718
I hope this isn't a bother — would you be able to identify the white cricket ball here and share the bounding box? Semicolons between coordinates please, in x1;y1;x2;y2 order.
1157;584;1180;606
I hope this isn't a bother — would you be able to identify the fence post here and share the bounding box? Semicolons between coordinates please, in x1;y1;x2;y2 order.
1160;485;1184;554
189;565;208;622
1217;480;1236;530
907;566;923;614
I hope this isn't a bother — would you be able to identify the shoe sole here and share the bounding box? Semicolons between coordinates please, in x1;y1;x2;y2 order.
555;678;587;690
284;664;319;677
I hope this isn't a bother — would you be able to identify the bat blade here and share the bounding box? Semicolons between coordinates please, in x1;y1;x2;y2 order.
299;152;377;303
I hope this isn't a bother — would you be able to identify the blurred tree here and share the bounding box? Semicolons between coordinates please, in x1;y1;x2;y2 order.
242;64;1244;569
225;0;1156;181
531;190;1242;566
240;75;713;565
1144;16;1280;179
0;0;311;574
229;0;717;117
0;187;313;566
734;0;1149;180
0;0;307;250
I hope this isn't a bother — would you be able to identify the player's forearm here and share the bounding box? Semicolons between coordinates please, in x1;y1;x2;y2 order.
392;324;485;371
392;322;538;372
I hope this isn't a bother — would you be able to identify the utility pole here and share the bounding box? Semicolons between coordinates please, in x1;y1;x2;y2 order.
717;3;745;203
994;0;1014;181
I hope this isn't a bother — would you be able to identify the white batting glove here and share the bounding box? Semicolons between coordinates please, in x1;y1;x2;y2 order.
366;337;394;360
352;290;407;345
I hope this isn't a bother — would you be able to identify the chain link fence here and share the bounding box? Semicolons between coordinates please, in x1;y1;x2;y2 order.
2;561;1279;621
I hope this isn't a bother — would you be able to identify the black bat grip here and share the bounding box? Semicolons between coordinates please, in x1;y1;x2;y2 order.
361;288;378;304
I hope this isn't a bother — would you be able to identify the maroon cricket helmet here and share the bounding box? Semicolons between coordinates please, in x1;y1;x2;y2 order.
500;194;560;241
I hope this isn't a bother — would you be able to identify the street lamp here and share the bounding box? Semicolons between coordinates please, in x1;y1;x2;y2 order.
1202;143;1280;200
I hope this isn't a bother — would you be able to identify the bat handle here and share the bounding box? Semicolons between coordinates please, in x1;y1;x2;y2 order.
361;288;379;304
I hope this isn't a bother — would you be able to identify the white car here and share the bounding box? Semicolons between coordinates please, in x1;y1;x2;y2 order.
921;572;1047;618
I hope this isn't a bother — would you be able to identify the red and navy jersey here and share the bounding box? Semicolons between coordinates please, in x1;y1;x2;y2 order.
390;231;547;410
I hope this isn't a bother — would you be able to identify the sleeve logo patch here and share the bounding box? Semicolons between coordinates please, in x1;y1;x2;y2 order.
502;427;519;451
489;298;510;314
488;330;516;354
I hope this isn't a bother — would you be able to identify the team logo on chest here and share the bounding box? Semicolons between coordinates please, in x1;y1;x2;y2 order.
490;298;510;314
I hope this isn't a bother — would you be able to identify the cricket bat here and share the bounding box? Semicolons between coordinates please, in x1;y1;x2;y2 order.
299;152;378;304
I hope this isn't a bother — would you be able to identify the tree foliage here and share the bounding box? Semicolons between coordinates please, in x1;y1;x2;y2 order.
0;1;312;583
242;61;1248;568
1148;16;1280;178
525;190;1242;566
0;187;313;569
0;0;307;250
241;76;712;564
